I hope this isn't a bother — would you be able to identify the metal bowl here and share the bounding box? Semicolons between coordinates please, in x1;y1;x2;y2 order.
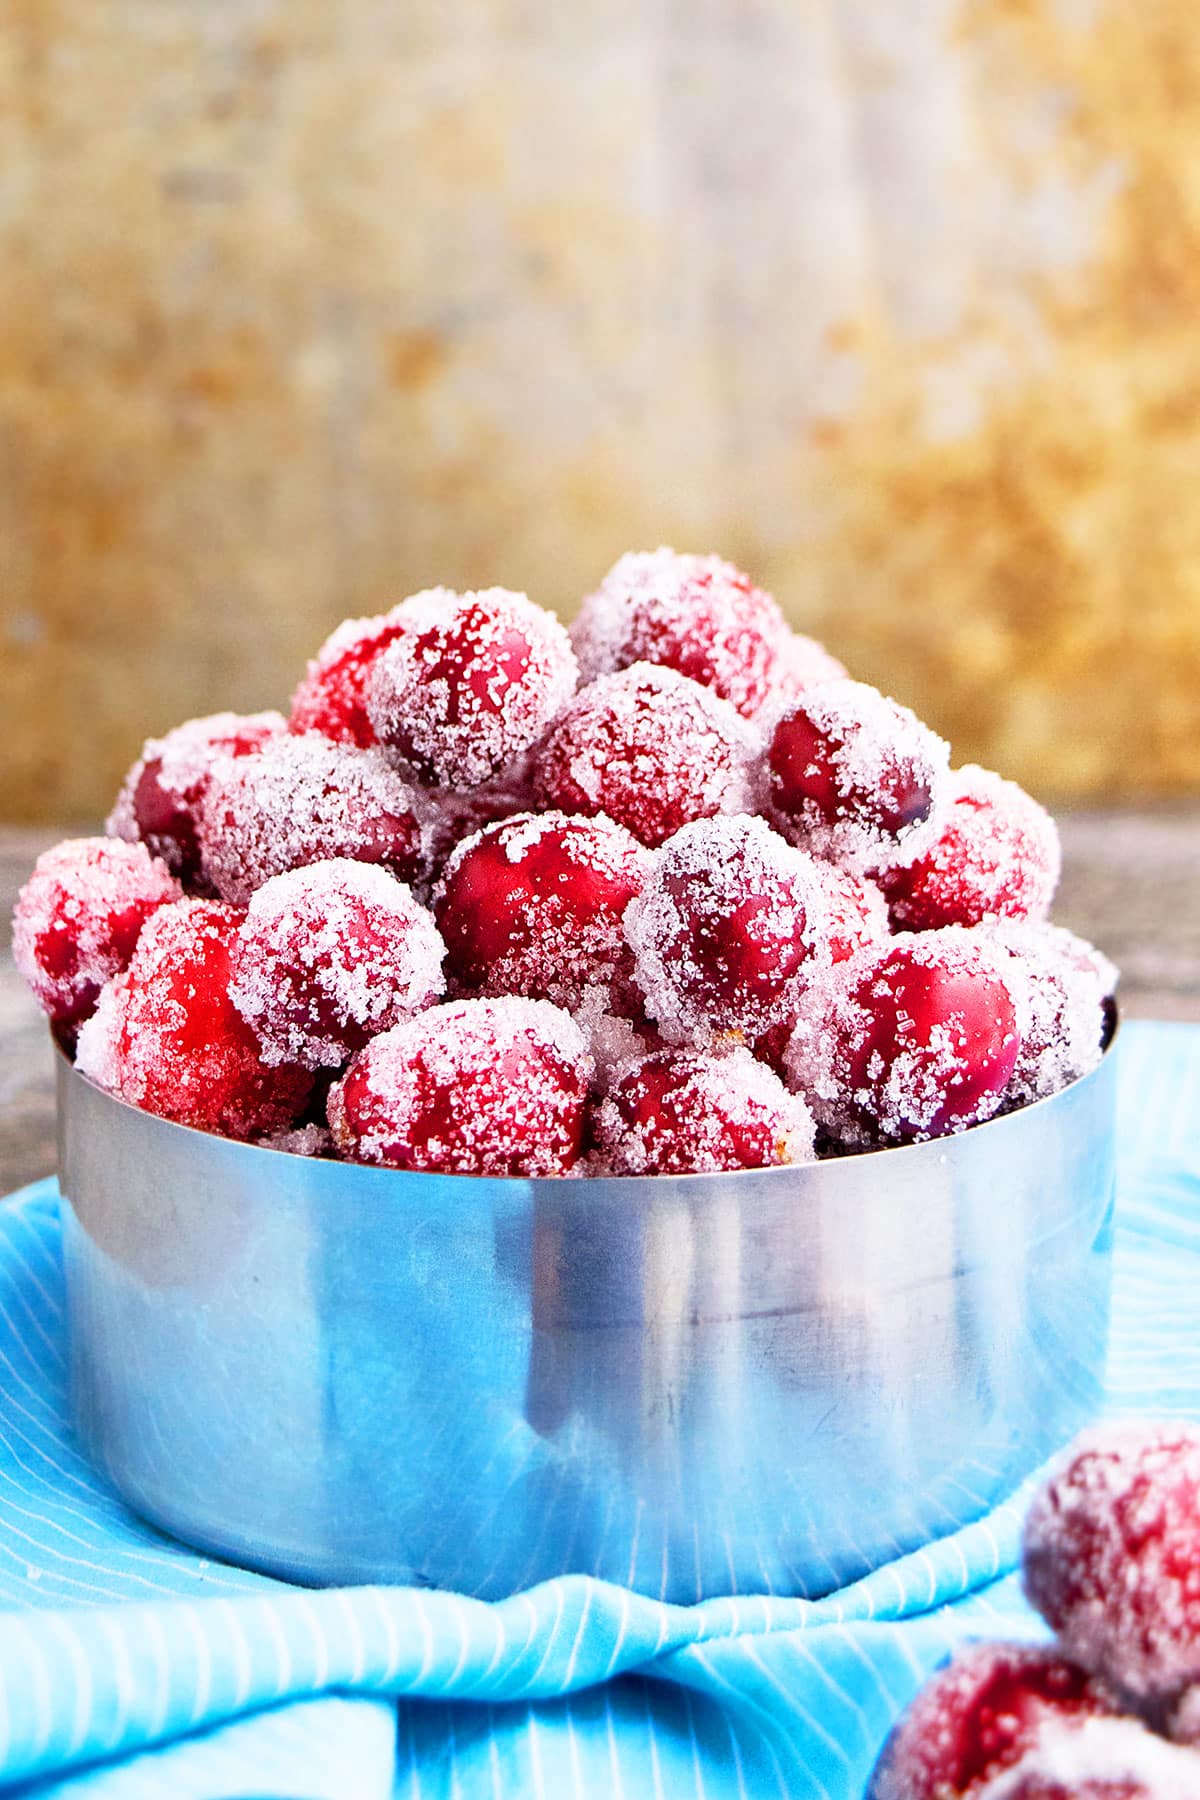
56;1033;1118;1603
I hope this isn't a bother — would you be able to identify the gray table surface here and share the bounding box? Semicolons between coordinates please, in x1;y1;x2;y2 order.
3;813;1199;1194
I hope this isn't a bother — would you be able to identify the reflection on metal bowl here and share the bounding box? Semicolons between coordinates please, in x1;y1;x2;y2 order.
56;1028;1118;1603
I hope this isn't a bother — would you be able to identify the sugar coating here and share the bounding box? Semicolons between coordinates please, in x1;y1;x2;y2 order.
198;735;423;905
289;602;416;748
228;858;446;1069
765;678;951;874
977;1716;1200;1798
533;662;758;849
1023;1420;1200;1704
987;920;1108;1104
571;547;789;718
257;1123;335;1158
327;996;594;1176
592;1046;816;1175
624;814;832;1046
816;861;891;962
786;927;1022;1146
1170;1686;1200;1748
13;837;181;1025
416;757;538;894
366;587;578;789
75;899;312;1140
881;764;1061;929
571;991;657;1095
434;809;651;1012
769;629;848;704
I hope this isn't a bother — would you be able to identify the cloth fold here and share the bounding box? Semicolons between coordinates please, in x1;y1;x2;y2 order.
0;1020;1196;1799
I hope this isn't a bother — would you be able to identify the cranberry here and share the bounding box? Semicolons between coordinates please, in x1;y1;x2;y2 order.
289;605;414;748
434;811;650;1013
988;921;1108;1105
817;861;890;963
532;663;755;849
108;711;285;888
1023;1422;1200;1704
75;900;312;1140
624;814;831;1044
765;678;950;873
327;997;592;1176
228;858;446;1069
971;1716;1200;1799
786;929;1022;1146
198;735;423;905
770;629;848;704
880;765;1060;930
366;587;577;789
592;1046;815;1175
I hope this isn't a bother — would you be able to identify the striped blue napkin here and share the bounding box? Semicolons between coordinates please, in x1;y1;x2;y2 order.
0;1019;1196;1799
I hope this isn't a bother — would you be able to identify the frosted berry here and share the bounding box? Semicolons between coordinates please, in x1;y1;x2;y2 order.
880;765;1060;931
592;1046;815;1175
971;1716;1200;1799
199;735;423;906
289;605;414;748
75;900;312;1140
229;859;446;1069
366;587;577;789
434;811;650;1013
1023;1421;1200;1705
989;921;1109;1105
765;678;951;874
532;663;755;849
571;547;788;718
13;838;181;1027
867;1642;1117;1800
624;814;831;1045
327;997;593;1176
770;630;848;704
786;929;1022;1146
108;711;285;888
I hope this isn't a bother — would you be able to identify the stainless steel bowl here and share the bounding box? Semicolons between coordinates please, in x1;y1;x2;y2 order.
57;1034;1118;1603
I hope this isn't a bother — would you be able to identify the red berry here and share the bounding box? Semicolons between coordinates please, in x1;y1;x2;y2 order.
868;1642;1117;1800
532;663;755;849
366;587;577;789
988;921;1109;1105
592;1046;815;1175
75;900;312;1140
624;814;831;1044
328;997;592;1176
818;862;891;963
571;547;789;718
1023;1422;1200;1705
771;630;848;703
880;765;1060;931
198;735;423;905
13;838;181;1027
434;811;650;1013
228;858;446;1069
289;605;414;748
971;1716;1200;1799
108;711;285;888
765;678;950;873
418;764;539;894
786;929;1022;1146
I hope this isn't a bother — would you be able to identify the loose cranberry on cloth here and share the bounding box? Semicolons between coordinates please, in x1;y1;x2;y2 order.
591;1045;815;1175
12;837;180;1027
289;604;416;748
970;1717;1200;1798
328;995;593;1175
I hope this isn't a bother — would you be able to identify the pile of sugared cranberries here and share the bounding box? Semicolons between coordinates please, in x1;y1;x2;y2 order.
16;549;1116;1176
869;1422;1200;1799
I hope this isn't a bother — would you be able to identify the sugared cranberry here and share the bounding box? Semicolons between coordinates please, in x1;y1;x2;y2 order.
108;711;285;888
198;735;423;906
765;678;950;873
571;547;789;718
971;1716;1200;1799
770;629;848;704
592;1046;815;1175
417;762;538;896
327;997;592;1176
366;588;577;789
289;605;414;748
786;929;1021;1146
13;838;181;1027
818;862;891;963
434;811;650;1013
75;900;312;1140
1023;1422;1200;1705
532;663;755;849
989;921;1108;1105
880;765;1060;931
228;858;446;1069
624;814;831;1045
867;1642;1117;1800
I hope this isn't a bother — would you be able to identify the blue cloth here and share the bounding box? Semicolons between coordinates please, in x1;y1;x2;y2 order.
0;1019;1196;1799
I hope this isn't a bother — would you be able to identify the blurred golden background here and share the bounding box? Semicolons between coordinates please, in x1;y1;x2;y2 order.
3;0;1200;823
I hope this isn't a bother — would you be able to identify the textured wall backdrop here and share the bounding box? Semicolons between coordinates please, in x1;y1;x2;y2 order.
2;0;1199;822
